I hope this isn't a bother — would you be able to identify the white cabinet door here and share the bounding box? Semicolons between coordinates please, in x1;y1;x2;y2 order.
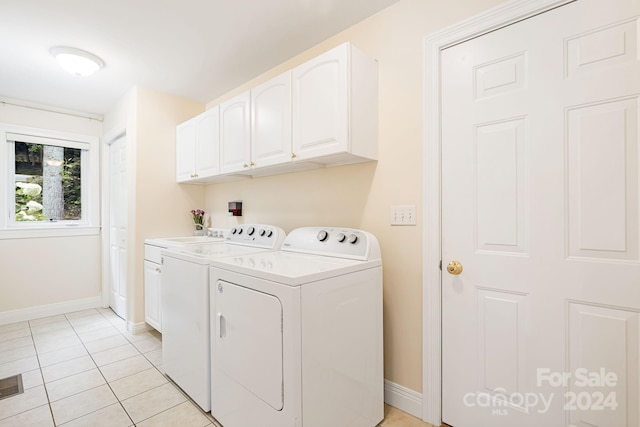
195;106;220;179
220;92;251;174
176;119;196;182
177;108;220;182
251;71;292;169
144;260;162;332
292;43;349;160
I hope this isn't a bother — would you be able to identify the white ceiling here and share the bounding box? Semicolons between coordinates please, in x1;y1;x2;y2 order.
0;0;398;115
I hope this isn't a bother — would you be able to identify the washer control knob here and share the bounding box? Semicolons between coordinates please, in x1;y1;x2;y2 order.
317;230;329;242
237;227;243;235
267;230;273;238
247;226;255;236
231;227;237;234
336;232;346;243
348;234;358;244
259;229;266;237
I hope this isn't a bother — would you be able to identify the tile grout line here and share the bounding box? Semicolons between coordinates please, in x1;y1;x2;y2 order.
63;308;137;427
26;316;57;426
41;310;115;426
79;308;191;426
22;309;136;426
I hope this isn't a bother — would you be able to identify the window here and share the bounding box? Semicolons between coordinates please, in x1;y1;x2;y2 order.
1;125;99;237
14;140;83;223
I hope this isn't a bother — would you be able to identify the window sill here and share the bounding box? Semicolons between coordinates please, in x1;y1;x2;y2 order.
0;226;101;240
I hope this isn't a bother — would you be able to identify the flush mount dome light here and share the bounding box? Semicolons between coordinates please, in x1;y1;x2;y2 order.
51;46;104;77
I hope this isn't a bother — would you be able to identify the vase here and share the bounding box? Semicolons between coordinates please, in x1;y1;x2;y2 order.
194;224;205;236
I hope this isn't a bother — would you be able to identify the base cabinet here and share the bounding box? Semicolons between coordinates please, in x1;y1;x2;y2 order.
144;248;163;332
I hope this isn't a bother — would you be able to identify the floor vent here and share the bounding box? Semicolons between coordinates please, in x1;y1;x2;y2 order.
0;374;24;400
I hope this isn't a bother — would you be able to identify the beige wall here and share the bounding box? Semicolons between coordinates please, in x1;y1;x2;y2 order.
132;87;206;324
104;87;206;326
0;103;103;313
203;0;503;393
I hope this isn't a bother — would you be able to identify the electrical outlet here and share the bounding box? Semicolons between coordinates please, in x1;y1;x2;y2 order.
390;205;416;226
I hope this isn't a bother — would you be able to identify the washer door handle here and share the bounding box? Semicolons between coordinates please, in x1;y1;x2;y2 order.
217;313;226;338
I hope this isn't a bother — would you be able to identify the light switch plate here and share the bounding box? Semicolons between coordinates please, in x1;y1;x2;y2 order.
390;205;416;226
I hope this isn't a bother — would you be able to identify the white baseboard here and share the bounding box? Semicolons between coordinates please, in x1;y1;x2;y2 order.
384;379;423;419
127;320;151;334
0;296;103;325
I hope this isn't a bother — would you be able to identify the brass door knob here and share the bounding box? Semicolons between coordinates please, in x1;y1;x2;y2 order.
447;261;463;275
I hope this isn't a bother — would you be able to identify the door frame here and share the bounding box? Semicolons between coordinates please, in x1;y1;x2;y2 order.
421;0;574;424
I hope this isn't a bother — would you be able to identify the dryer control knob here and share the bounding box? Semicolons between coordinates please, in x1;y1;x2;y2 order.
231;227;237;234
317;230;329;242
267;230;273;238
336;232;346;243
247;226;255;236
259;229;266;237
348;234;358;244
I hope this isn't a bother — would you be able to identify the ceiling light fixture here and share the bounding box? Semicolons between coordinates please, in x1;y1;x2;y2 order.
50;46;104;77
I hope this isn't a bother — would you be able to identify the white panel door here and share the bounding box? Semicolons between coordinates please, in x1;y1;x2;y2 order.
441;1;640;426
109;136;127;320
251;71;292;169
220;91;251;174
292;43;348;160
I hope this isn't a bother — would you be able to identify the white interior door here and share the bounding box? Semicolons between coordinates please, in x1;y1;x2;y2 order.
441;1;640;426
109;136;127;319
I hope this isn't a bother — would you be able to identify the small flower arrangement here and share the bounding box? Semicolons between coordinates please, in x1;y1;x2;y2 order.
191;209;205;230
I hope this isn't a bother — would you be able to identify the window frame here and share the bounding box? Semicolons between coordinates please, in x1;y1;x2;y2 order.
0;124;100;239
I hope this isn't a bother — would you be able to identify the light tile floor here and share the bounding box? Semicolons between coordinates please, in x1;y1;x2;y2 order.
0;308;432;427
0;308;216;426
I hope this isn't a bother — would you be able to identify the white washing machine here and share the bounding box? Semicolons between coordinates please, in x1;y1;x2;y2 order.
160;224;285;412
209;227;383;427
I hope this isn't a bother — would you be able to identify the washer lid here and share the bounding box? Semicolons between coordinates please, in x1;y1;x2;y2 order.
209;250;381;286
145;236;224;248
162;242;272;264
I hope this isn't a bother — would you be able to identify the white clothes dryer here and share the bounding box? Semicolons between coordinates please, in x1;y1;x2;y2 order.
160;224;285;411
209;227;383;427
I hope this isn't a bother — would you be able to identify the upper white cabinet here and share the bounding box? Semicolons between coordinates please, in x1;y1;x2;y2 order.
176;107;220;182
220;92;251;174
176;120;196;182
292;43;378;165
251;71;293;169
176;42;378;184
